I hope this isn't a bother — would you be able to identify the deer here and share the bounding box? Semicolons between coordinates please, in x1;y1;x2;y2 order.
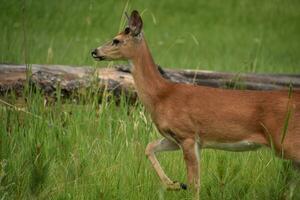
92;10;300;199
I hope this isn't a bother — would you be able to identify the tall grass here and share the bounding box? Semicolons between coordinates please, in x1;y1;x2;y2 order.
1;91;299;199
1;0;300;199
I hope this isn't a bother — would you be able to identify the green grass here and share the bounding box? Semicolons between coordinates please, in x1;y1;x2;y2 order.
1;0;300;199
1;0;300;72
1;94;299;200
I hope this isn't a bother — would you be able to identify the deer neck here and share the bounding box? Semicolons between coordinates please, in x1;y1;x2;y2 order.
130;37;168;112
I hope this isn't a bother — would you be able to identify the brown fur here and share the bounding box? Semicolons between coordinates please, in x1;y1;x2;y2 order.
92;10;300;199
155;83;300;158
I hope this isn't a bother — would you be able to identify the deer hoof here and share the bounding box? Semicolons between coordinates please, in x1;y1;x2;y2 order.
165;181;187;190
180;183;187;190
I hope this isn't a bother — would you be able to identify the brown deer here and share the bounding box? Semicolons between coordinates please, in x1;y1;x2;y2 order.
92;10;300;199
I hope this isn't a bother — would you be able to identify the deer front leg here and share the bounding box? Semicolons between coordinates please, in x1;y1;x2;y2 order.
181;138;200;200
145;138;187;190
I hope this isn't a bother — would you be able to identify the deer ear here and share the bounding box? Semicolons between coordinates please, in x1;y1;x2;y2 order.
128;10;143;36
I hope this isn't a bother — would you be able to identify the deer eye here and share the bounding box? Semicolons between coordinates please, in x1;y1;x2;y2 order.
112;39;120;45
124;27;130;35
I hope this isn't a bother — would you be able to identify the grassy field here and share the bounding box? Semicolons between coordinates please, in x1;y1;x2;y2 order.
1;0;300;199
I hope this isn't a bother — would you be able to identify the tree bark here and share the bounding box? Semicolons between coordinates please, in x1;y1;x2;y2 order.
0;64;299;102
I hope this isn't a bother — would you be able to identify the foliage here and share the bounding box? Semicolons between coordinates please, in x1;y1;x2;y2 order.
1;0;300;199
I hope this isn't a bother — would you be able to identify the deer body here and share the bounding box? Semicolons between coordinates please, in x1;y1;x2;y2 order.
92;10;300;199
155;83;299;153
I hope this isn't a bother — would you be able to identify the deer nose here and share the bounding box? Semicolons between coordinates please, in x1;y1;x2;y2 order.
91;49;97;57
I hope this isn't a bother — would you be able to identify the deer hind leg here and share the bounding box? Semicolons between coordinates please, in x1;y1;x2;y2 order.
145;138;186;190
181;138;200;200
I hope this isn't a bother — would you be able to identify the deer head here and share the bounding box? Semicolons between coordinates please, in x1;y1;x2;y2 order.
91;10;143;61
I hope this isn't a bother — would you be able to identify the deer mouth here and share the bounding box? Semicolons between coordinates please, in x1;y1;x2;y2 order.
93;55;105;61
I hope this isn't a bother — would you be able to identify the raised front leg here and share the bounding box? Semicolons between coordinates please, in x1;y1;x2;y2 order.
181;138;200;200
145;138;187;190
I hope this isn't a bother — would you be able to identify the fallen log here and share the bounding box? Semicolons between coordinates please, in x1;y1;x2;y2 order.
0;64;299;102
